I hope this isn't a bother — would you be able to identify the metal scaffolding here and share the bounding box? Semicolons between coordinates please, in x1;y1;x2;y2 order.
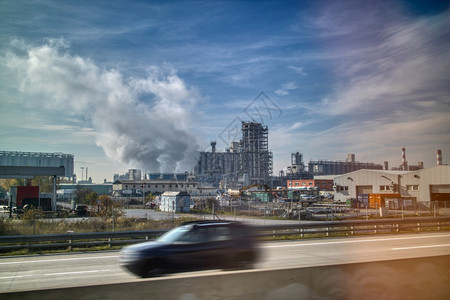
194;122;273;186
239;121;272;185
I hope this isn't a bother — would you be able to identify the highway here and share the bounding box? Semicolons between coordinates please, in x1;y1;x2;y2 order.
0;232;449;293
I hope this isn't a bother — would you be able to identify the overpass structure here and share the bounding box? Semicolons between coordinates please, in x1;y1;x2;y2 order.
0;151;75;211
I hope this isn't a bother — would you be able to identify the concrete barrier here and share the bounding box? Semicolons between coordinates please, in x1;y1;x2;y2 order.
2;255;449;300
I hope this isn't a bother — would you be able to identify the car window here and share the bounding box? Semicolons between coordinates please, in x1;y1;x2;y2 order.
211;226;232;241
157;225;192;243
178;227;209;243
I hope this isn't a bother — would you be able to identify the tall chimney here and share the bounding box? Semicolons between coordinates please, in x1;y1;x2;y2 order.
402;148;407;170
211;141;216;154
347;153;355;163
437;149;442;165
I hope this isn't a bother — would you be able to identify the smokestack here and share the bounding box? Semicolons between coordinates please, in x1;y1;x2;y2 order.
437;149;442;165
402;148;407;170
384;161;389;170
211;141;216;154
347;153;355;163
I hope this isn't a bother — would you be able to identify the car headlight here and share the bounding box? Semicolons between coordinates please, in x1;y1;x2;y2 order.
120;250;142;263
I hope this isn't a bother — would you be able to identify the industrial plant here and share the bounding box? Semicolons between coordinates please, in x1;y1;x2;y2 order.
195;121;272;187
1;123;449;217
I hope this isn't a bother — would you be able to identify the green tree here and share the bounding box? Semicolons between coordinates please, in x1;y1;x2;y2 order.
22;206;45;221
0;179;25;192
31;176;55;193
74;187;93;204
206;197;219;210
85;192;99;206
146;193;156;203
0;176;60;194
95;195;124;220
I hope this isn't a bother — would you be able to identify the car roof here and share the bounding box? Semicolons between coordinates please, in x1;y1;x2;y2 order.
181;220;242;227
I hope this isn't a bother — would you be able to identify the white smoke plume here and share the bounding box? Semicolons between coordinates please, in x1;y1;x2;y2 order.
5;38;201;172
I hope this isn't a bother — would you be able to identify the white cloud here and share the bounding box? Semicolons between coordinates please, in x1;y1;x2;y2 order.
318;12;449;117
275;81;299;96
290;122;303;130
289;8;450;170
288;65;306;76
5;39;203;172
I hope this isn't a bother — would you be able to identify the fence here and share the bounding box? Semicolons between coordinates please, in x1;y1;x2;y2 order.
1;216;449;253
351;200;450;218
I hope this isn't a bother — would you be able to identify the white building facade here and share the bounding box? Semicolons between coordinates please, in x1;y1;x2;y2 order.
334;165;450;204
160;191;191;212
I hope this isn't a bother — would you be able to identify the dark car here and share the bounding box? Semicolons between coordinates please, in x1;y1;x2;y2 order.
120;220;260;278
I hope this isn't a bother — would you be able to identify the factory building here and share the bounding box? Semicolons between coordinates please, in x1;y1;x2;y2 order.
195;141;240;184
160;191;191;213
112;180;198;196
195;121;273;187
57;183;113;200
287;179;334;191
147;173;190;181
333;165;450;204
308;153;383;176
0;150;75;178
113;169;142;181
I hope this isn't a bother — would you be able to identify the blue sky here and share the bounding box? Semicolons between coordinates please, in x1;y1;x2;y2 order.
1;0;449;183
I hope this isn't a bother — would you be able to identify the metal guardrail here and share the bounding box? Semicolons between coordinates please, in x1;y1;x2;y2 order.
1;217;449;252
253;216;450;238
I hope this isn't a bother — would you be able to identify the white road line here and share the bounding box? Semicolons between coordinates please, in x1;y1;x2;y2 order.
392;244;450;250
44;269;112;276
0;275;33;280
0;255;119;265
263;234;450;248
0;269;113;280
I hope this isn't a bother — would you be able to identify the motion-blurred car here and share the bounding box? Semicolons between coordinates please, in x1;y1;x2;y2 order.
120;220;260;278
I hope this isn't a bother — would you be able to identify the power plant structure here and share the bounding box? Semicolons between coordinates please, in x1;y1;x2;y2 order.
392;147;425;171
195;121;273;187
308;154;384;176
240;121;272;185
193;122;439;187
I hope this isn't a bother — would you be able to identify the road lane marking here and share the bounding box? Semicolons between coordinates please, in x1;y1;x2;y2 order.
392;244;450;250
0;269;114;280
263;234;450;248
0;275;33;279
44;269;112;276
0;255;119;265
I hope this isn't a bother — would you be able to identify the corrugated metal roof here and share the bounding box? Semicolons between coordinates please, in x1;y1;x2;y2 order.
161;191;190;196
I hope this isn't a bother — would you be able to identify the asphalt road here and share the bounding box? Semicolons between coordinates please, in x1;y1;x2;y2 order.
1;232;449;293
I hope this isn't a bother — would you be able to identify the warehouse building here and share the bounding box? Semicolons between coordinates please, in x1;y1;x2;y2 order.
287;179;334;191
160;191;191;213
112;180;198;196
111;179;217;199
333;165;450;205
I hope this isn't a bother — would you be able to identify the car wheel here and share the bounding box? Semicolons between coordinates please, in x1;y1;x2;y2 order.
224;252;254;271
140;259;165;278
